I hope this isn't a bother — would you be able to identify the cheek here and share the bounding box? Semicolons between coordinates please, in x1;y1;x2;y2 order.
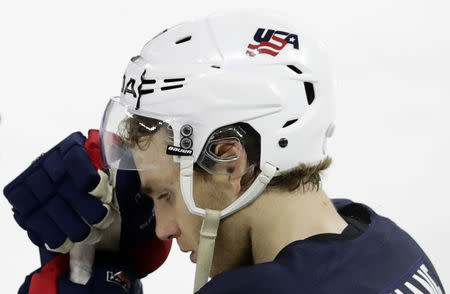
173;190;203;241
192;176;231;211
171;173;229;247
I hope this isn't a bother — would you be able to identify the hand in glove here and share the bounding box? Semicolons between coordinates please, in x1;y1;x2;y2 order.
3;131;114;252
4;130;171;283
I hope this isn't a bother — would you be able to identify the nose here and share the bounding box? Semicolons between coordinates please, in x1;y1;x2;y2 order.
154;207;181;240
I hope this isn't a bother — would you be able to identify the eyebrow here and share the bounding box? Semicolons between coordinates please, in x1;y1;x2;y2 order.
140;185;153;195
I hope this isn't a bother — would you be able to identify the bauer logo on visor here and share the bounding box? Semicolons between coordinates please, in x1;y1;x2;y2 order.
166;145;193;156
246;28;299;57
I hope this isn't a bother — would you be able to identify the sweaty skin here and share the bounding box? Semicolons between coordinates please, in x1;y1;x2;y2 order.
132;128;348;277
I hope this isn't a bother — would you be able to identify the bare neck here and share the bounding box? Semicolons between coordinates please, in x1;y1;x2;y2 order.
248;187;348;264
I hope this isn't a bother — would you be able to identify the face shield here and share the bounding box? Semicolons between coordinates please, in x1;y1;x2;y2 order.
99;97;176;172
100;97;257;178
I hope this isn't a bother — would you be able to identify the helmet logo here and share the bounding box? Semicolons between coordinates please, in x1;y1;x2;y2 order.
121;70;156;110
246;28;299;57
166;145;193;156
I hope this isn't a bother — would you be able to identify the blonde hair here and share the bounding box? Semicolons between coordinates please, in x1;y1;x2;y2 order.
266;157;332;193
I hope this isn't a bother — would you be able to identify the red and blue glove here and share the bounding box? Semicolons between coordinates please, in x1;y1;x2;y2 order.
4;130;172;292
4;131;109;251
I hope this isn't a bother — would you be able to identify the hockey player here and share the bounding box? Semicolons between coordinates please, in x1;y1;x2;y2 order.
4;10;446;294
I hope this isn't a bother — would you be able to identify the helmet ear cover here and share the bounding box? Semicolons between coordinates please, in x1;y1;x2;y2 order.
197;123;261;180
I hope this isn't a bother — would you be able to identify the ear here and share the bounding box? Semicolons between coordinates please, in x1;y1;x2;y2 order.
214;140;249;197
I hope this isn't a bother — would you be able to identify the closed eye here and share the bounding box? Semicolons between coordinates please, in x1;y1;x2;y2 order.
157;192;170;201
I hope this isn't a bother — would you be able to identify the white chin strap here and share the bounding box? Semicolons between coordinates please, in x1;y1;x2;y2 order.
180;156;277;293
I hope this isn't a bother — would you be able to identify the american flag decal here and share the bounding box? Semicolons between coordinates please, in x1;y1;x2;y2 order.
246;28;299;57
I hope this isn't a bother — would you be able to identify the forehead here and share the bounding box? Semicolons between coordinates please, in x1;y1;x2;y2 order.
131;130;179;188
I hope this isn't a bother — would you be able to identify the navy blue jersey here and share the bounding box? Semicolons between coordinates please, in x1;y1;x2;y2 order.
197;199;445;294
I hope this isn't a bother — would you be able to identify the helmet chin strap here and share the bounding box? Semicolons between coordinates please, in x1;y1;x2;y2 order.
179;156;277;293
194;209;220;292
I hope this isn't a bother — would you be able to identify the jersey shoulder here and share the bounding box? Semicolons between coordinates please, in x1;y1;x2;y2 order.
197;199;445;294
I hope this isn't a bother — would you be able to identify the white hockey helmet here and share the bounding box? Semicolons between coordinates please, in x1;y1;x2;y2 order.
100;9;335;292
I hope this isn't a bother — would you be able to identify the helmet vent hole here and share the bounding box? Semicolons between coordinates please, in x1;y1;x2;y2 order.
282;119;299;128
211;65;221;69
304;82;315;105
175;36;192;44
164;78;185;83
287;65;303;74
130;55;142;62
161;84;183;91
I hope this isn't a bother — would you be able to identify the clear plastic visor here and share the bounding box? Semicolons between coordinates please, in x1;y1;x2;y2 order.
99;97;176;171
100;98;256;178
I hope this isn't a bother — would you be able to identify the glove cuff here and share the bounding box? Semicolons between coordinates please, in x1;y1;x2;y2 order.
29;254;70;294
